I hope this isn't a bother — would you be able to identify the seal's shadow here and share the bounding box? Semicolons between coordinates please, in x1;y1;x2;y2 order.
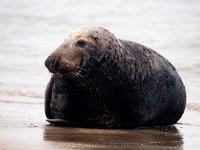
43;125;183;149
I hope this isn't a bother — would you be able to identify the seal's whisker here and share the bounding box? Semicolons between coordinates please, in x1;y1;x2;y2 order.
80;67;89;72
67;73;73;79
71;71;80;78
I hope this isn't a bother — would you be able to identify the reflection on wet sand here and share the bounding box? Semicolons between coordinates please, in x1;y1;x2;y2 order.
1;101;200;149
43;125;183;149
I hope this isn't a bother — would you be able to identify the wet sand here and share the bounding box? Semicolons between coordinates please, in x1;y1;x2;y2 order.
0;100;200;150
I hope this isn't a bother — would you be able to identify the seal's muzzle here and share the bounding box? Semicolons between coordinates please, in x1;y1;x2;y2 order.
45;56;60;73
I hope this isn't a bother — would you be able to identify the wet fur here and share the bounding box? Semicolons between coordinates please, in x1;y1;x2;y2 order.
45;27;186;128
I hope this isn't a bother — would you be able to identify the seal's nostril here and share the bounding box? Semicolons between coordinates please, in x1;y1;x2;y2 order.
50;59;55;68
53;58;60;69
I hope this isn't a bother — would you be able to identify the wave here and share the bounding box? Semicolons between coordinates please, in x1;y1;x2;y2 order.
0;89;43;99
177;63;200;74
186;103;200;112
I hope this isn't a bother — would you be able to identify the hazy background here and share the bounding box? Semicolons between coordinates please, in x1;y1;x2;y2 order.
0;0;199;105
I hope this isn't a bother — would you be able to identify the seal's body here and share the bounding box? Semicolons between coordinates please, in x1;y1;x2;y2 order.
45;26;186;128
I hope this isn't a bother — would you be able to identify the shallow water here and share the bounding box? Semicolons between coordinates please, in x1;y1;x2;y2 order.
0;0;200;107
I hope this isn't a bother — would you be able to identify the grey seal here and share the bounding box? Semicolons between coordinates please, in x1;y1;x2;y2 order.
44;26;186;128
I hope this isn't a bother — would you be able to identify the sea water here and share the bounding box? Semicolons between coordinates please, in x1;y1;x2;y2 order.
0;0;200;107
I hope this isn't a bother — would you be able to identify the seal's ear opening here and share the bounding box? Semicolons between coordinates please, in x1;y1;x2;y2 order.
94;37;99;42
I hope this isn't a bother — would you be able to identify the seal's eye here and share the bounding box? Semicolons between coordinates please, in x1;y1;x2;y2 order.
76;40;86;48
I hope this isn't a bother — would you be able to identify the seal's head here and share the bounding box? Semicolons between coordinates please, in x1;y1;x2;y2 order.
45;26;119;79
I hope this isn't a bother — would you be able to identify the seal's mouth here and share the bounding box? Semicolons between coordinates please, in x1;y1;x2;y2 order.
45;55;83;75
45;54;106;81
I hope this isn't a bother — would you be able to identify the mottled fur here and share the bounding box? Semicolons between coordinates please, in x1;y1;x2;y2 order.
45;26;186;128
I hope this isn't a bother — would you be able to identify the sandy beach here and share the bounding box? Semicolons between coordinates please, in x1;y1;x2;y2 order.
0;100;199;150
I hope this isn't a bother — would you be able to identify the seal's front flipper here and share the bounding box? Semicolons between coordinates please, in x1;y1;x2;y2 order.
45;75;54;119
47;119;76;126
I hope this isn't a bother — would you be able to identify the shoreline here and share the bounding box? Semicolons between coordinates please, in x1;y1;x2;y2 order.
0;100;200;149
